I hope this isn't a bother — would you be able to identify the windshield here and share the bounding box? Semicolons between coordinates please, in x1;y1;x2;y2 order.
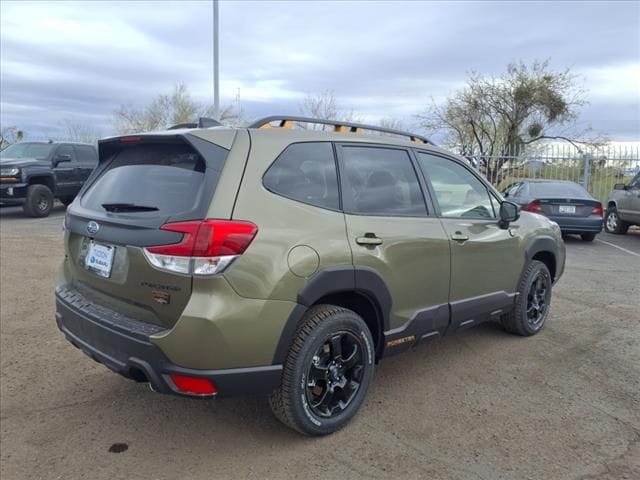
529;182;589;197
0;143;55;160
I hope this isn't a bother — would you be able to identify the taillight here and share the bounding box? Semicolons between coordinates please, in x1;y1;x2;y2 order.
119;136;143;142
170;374;217;396
143;219;257;276
592;203;603;216
525;200;544;214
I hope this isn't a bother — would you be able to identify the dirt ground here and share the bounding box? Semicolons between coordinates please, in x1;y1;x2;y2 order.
1;203;639;480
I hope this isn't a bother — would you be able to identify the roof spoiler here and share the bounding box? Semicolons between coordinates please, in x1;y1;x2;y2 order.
248;115;434;145
168;117;222;130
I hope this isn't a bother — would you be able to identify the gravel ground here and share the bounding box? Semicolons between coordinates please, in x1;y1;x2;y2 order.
1;205;639;480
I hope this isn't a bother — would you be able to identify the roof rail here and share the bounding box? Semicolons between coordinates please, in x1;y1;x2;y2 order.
168;117;222;130
248;116;433;145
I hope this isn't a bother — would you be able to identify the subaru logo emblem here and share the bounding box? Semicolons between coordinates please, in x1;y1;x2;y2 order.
87;221;99;235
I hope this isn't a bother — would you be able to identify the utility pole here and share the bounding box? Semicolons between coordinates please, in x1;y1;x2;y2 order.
213;0;220;119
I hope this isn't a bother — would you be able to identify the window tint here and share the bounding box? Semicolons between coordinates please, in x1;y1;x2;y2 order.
82;143;208;215
74;145;98;164
0;143;54;159
339;146;426;216
529;181;589;197
416;152;495;219
263;142;339;210
56;145;75;161
506;183;521;197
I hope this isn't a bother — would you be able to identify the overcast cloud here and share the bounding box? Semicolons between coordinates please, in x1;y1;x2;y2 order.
1;0;639;141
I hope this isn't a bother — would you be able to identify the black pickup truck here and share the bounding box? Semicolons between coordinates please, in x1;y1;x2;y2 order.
0;141;97;217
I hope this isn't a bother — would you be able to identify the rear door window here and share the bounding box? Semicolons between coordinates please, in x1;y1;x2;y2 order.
81;143;211;216
263;142;339;210
337;145;427;216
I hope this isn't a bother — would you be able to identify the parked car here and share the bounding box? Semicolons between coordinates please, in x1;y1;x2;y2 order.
0;141;98;217
604;172;640;234
503;179;603;242
55;116;565;435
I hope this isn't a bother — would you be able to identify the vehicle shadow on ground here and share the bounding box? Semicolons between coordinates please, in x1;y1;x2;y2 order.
82;321;512;445
0;203;66;219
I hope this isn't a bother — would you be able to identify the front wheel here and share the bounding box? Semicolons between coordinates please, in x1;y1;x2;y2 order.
502;260;552;336
604;207;629;234
23;184;54;217
269;305;375;436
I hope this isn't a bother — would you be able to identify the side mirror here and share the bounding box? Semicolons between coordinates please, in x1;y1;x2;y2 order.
499;201;520;229
613;183;627;190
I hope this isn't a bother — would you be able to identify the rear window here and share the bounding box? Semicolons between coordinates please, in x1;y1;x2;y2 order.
263;142;339;210
81;143;209;215
529;182;588;197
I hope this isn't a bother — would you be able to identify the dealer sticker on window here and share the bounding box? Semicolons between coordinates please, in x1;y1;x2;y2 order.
85;241;115;278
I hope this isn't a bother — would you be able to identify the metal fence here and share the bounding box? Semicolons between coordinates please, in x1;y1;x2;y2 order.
472;144;640;203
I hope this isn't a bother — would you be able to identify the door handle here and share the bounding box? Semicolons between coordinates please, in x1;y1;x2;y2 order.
451;231;469;242
356;234;383;246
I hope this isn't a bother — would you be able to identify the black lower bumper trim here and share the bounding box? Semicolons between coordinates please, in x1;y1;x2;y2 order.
55;288;282;397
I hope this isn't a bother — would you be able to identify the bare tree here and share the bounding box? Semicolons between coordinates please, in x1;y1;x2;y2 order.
298;90;363;129
417;60;603;182
378;117;405;131
0;126;25;149
113;82;245;134
59;119;102;143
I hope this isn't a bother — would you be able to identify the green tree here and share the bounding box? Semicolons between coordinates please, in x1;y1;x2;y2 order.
418;60;601;180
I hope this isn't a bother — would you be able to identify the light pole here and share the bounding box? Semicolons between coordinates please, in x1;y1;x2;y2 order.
213;0;219;118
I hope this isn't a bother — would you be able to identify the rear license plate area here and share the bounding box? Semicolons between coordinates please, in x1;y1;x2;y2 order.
558;205;576;214
85;241;115;278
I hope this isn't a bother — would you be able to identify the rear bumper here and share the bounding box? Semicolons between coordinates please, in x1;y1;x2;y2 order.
55;285;282;397
548;215;603;234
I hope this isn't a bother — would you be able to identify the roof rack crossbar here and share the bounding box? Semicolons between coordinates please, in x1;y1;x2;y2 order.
248;116;433;145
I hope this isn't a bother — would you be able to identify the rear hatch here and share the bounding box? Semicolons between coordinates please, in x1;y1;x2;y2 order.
63;134;230;329
526;182;602;217
538;198;601;217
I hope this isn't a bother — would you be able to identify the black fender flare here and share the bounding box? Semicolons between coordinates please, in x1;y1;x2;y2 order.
525;236;558;262
521;235;558;282
271;265;392;364
25;171;56;191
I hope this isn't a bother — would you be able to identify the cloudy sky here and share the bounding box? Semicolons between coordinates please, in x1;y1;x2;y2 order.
1;0;639;142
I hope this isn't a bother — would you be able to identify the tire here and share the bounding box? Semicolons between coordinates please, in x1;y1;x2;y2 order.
269;305;375;436
22;184;54;218
604;207;629;234
581;232;596;242
59;196;75;207
502;260;552;337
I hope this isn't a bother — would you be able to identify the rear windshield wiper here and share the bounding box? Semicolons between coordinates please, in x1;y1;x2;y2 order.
101;203;159;212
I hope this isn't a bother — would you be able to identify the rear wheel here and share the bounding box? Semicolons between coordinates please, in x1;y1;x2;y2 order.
604;207;629;234
23;184;54;218
581;232;596;242
269;305;375;436
502;260;552;336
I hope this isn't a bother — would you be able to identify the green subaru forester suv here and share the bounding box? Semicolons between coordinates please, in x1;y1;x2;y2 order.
55;116;565;435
